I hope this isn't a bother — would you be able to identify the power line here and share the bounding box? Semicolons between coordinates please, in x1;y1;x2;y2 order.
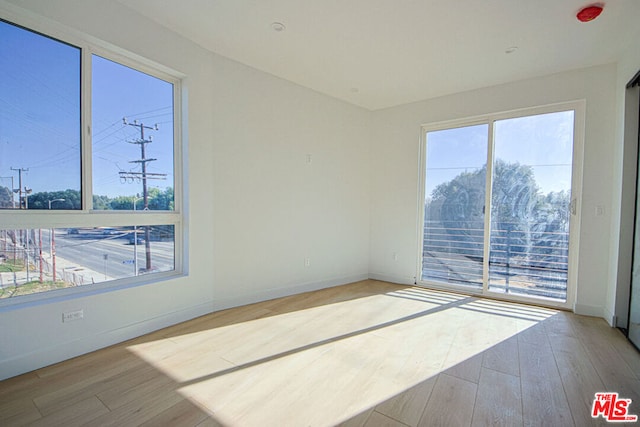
92;106;171;139
428;163;571;171
123;105;171;119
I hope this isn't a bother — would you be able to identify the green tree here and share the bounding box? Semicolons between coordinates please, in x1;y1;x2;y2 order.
431;169;486;229
92;195;111;210
529;189;571;265
0;186;13;208
428;160;569;263
488;161;540;262
20;188;173;211
428;168;485;256
147;187;174;210
109;196;135;210
106;187;173;211
25;190;80;209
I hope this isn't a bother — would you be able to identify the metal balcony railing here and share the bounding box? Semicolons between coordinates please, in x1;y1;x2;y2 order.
422;220;569;301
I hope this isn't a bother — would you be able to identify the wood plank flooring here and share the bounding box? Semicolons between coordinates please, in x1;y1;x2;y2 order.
1;280;639;426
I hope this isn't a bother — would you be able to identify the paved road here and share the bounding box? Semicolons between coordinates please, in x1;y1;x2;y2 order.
52;229;174;281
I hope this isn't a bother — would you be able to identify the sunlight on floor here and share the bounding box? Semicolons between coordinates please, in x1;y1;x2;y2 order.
126;286;558;426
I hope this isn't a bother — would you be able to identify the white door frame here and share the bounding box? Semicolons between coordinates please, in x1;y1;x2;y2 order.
416;100;585;310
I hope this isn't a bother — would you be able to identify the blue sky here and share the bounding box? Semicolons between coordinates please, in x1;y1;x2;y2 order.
92;55;174;198
425;111;574;199
425;123;488;198
0;19;81;194
0;19;174;200
494;111;574;195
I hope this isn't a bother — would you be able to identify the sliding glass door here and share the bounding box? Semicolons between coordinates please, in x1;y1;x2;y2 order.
419;103;583;307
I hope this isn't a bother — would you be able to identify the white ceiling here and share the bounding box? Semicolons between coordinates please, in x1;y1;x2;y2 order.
117;0;640;110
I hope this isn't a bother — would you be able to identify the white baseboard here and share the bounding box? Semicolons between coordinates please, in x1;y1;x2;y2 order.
573;303;605;319
368;272;415;286
0;301;213;381
212;274;369;312
602;307;617;327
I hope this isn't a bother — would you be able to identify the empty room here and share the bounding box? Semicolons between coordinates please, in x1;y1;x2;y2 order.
1;1;640;426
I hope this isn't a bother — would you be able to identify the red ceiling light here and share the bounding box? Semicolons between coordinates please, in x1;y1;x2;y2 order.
577;4;604;22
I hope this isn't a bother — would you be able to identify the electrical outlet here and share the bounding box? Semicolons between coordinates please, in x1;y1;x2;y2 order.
393;252;398;261
62;309;84;323
304;257;311;267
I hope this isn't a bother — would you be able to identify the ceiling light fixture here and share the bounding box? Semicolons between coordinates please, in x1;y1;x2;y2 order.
577;4;604;22
271;22;286;32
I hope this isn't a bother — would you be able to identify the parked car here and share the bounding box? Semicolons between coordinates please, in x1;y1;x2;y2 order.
128;236;144;245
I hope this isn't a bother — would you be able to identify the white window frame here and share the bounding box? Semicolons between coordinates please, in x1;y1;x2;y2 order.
0;8;185;308
416;101;585;309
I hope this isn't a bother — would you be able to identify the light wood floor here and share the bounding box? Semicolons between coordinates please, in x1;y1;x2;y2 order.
1;280;639;426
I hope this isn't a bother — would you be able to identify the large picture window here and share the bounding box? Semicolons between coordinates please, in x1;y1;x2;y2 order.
0;18;182;303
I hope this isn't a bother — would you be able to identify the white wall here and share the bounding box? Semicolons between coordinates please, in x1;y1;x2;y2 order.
369;64;619;318
0;0;370;380
210;55;370;310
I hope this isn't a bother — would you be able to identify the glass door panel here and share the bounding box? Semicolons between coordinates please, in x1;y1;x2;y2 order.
488;111;574;302
422;124;488;289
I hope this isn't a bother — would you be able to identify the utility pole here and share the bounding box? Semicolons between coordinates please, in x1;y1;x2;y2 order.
10;167;30;209
48;199;64;283
121;118;166;272
52;227;58;283
24;229;30;282
132;195;143;276
39;229;43;283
